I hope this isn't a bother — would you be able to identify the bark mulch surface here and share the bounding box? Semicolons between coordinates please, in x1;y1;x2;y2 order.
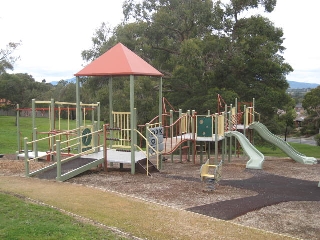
187;169;320;220
1;154;320;240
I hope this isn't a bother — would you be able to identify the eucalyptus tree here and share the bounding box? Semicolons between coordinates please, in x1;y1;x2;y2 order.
121;0;293;120
302;86;320;133
0;42;21;74
82;0;293;125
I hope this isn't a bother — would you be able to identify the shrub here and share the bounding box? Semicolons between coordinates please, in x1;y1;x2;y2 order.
314;134;320;146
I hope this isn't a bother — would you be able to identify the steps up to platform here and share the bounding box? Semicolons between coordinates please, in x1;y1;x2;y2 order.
135;158;159;176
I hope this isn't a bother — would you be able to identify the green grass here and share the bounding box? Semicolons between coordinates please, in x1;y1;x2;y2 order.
0;116;80;154
0;192;126;240
256;142;320;158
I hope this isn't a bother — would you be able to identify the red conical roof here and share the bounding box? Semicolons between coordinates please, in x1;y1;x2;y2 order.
75;43;163;77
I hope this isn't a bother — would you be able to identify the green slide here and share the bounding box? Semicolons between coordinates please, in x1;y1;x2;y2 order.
249;122;317;165
225;131;265;169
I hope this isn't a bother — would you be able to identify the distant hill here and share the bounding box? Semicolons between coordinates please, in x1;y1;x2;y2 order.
49;77;76;85
288;80;319;89
48;78;318;89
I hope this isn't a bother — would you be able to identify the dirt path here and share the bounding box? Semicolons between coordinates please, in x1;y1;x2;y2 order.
0;175;293;240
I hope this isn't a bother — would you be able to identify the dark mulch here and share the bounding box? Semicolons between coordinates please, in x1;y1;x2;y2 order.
187;170;320;220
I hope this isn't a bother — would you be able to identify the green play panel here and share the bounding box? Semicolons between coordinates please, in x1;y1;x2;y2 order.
197;116;213;137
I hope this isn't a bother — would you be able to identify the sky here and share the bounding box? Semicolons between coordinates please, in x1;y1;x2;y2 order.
1;0;319;84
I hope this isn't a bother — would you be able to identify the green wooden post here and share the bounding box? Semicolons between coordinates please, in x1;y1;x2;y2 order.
76;77;81;154
228;104;232;157
33;128;38;158
109;77;113;149
207;110;211;161
200;141;203;164
234;98;238;157
97;102;101;131
170;109;174;162
214;113;218;164
159;77;163;126
158;77;163;167
252;98;255;123
56;140;61;181
94;121;98;153
252;98;255;145
32;99;36;153
17;104;20;158
92;103;95;124
146;123;150;172
179;109;182;162
24;137;29;177
50;98;55;156
134;108;137;151
191;110;196;163
187;110;191;161
130;75;135;174
243;105;247;138
228;105;232;162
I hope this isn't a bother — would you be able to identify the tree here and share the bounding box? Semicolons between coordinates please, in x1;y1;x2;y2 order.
302;86;320;134
277;98;296;140
81;0;293;127
0;42;21;74
0;73;52;108
302;86;320;118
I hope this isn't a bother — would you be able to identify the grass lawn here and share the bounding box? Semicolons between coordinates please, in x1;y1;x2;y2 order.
0;192;126;240
0;116;78;154
256;142;320;158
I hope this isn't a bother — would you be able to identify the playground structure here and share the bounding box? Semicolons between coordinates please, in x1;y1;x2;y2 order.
19;42;318;186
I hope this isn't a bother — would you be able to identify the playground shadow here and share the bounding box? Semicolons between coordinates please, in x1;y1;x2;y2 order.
186;170;320;220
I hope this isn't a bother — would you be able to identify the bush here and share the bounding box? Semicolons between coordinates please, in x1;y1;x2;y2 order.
314;134;320;146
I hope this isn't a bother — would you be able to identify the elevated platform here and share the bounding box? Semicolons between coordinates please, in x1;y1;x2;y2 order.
86;149;146;164
17;151;48;160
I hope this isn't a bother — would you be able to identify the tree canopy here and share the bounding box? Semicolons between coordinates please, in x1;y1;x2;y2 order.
302;86;320;118
1;0;294;130
0;42;21;75
79;0;292;126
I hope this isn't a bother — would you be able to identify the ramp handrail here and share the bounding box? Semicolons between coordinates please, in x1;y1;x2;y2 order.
25;125;102;178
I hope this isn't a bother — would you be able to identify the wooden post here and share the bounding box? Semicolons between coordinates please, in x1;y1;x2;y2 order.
130;75;135;174
56;140;61;181
24;137;29;177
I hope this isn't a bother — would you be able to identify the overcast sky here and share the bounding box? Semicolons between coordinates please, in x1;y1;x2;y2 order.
1;0;319;84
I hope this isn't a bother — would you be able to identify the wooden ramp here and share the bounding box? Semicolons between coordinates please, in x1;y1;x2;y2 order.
31;149;154;181
34;157;104;181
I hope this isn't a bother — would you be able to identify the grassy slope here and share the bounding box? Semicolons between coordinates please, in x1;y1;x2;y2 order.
0;192;126;240
0;116;77;154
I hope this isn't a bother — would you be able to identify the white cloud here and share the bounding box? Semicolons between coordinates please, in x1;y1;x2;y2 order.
1;0;124;82
1;0;320;84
